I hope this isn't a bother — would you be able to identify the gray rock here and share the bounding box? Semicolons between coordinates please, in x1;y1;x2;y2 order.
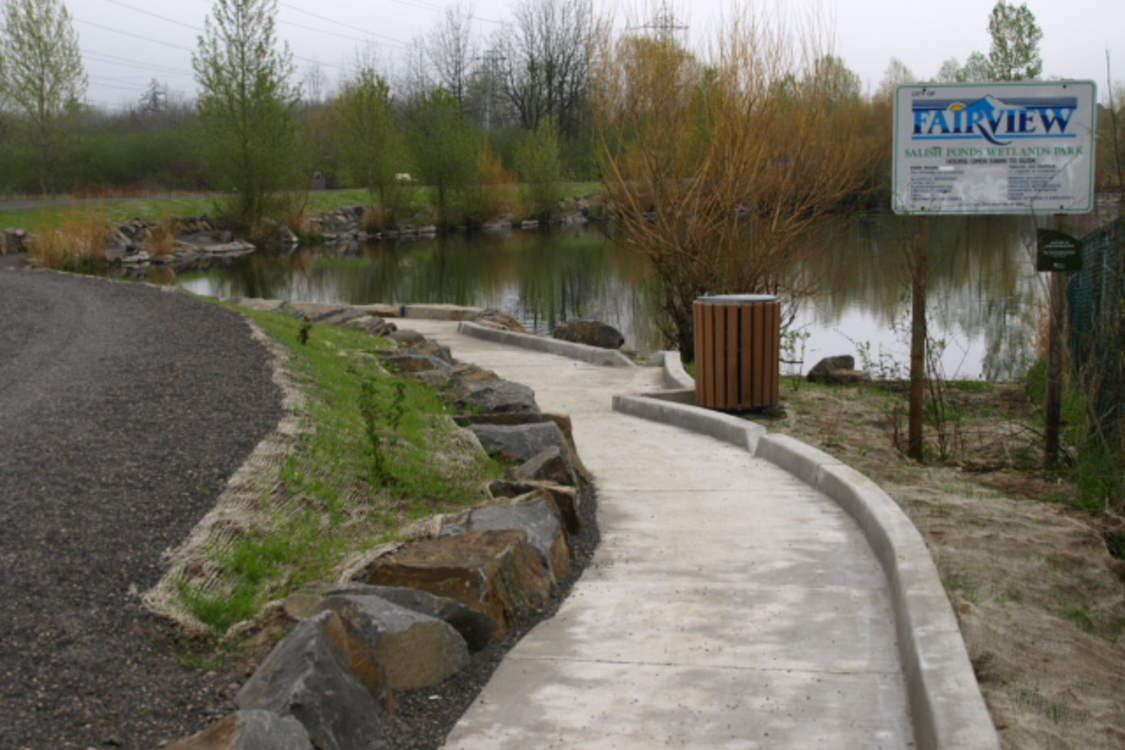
807;354;869;385
490;480;584;536
468;422;574;466
388;330;426;346
378;353;453;374
165;710;313;750
473;310;528;333
316;594;469;691
512;446;580;488
344;315;397;338
442;494;570;584
236;612;387;750
456;380;539;414
553;320;625;349
287;302;359;324
318;584;499;651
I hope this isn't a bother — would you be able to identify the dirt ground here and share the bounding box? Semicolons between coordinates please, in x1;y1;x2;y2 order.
761;378;1125;750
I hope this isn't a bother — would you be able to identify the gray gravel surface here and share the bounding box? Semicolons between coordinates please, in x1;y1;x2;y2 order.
0;269;283;749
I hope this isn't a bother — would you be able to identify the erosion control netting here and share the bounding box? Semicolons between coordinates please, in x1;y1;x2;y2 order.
1070;216;1125;445
141;321;309;633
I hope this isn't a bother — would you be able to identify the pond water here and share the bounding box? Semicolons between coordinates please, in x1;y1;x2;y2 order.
179;214;1045;381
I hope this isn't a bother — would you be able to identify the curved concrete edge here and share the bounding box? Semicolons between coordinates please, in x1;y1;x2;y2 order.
612;394;765;452
612;394;1000;750
456;321;635;367
759;435;1000;750
648;350;696;390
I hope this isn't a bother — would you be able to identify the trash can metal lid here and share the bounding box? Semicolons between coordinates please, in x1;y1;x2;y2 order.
695;294;778;304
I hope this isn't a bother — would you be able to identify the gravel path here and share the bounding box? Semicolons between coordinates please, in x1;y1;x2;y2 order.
0;269;283;749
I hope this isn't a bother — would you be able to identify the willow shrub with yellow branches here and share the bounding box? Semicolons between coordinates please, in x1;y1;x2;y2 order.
593;7;882;360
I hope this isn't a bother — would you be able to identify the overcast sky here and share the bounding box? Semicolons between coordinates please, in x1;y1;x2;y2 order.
65;0;1125;111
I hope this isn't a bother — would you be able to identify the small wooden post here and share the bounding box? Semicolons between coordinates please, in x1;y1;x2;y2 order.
1044;215;1069;468
908;216;929;462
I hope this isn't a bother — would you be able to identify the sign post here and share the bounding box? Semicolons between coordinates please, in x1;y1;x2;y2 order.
893;81;1097;464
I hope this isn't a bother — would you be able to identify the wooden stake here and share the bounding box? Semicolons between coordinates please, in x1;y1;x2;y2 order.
908;216;929;462
1045;215;1068;468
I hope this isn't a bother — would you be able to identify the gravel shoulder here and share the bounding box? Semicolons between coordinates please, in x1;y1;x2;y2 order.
0;269;283;749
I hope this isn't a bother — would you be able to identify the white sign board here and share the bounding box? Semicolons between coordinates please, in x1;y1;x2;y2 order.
893;81;1097;215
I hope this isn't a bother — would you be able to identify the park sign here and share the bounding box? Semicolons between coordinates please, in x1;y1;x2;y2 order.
893;81;1097;215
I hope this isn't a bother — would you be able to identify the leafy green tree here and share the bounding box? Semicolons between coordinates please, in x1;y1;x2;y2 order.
515;116;563;219
408;87;479;226
0;0;86;195
987;0;1043;81
332;65;410;220
876;58;916;101
957;51;995;83
934;57;962;83
193;0;302;231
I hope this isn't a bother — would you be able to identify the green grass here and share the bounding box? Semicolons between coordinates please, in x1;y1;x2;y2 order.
0;183;605;234
174;302;502;633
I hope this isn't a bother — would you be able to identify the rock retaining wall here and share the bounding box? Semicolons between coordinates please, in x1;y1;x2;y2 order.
167;300;597;750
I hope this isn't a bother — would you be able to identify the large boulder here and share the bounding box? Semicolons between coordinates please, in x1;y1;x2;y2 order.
287;303;370;327
455;413;589;481
165;710;313;750
491;480;584;537
806;354;869;385
472;309;528;333
455;380;540;414
316;594;469;691
552;320;625;350
236;611;388;750
512;447;580;489
344;315;397;338
359;529;553;633
378;353;453;375
468;422;577;469
441;492;570;584
317;583;499;651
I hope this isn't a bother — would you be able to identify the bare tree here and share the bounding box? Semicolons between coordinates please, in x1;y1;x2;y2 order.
593;9;879;359
427;3;477;107
495;0;603;139
397;36;434;115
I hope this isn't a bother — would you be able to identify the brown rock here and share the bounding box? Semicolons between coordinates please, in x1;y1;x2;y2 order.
360;530;553;634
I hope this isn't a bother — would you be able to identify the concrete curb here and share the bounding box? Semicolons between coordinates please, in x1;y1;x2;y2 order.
616;382;1000;750
456;321;635;367
613;393;766;453
755;435;1000;750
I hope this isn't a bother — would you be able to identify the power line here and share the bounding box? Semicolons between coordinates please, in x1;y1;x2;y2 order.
73;17;196;52
277;2;407;48
97;0;200;32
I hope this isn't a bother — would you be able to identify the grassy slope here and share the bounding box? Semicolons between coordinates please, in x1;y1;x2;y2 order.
171;302;501;633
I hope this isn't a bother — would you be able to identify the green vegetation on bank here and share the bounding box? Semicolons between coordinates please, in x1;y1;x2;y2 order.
0;183;603;235
171;303;501;633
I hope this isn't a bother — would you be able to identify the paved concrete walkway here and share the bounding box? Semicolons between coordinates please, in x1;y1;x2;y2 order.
406;320;912;749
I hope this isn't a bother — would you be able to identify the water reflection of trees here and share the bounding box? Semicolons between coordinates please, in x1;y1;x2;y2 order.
804;214;1040;379
179;216;1043;378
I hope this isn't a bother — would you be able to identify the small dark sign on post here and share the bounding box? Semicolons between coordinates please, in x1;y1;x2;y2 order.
1037;229;1083;272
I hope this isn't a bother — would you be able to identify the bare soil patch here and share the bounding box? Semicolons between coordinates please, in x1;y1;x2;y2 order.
762;379;1125;750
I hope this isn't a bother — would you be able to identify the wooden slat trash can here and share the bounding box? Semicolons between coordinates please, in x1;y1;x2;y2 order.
693;295;781;411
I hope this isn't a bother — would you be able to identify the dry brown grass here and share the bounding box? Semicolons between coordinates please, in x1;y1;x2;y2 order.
28;206;114;271
144;221;178;257
478;144;520;221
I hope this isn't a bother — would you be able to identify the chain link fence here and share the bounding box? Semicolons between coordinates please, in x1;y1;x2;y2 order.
1068;215;1124;505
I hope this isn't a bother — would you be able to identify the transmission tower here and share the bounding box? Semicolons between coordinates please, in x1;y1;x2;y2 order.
634;0;687;42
